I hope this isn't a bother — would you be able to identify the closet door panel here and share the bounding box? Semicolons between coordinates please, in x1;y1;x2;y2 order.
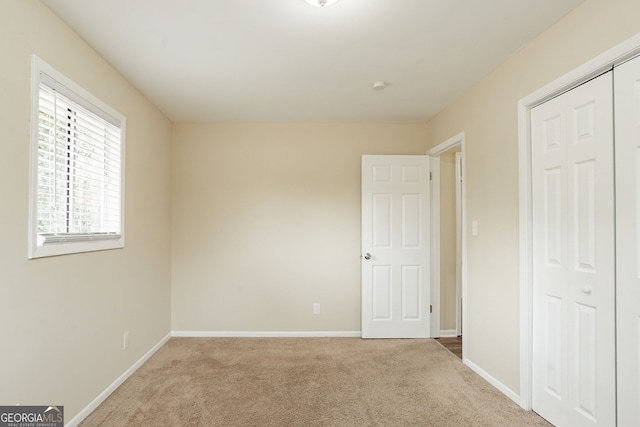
566;74;616;427
614;55;640;427
532;72;615;427
532;93;568;427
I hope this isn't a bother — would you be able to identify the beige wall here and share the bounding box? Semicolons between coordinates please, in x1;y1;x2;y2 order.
439;149;459;332
425;0;640;394
0;0;172;420
171;123;427;331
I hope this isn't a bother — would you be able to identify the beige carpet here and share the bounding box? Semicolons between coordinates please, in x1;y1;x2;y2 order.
80;338;550;426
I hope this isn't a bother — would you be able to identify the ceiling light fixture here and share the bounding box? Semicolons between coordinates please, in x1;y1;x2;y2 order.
304;0;339;7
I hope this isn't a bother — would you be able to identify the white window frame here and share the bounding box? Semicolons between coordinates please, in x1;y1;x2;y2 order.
29;55;126;258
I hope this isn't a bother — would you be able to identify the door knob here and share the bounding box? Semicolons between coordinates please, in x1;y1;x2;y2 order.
364;253;372;260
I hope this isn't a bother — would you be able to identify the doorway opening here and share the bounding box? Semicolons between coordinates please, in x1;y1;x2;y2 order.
427;132;466;360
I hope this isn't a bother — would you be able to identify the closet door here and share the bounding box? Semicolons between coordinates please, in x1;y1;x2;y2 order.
614;55;640;427
531;72;616;427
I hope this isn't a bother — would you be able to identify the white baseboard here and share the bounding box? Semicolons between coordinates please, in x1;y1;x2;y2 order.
439;330;459;337
171;330;362;338
66;332;171;427
464;358;520;405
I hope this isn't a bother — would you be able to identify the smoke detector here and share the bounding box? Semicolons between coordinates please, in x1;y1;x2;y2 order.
304;0;339;7
373;81;387;90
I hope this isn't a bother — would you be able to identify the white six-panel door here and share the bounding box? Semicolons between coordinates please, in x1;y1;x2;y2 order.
531;72;616;426
614;55;640;427
361;155;430;338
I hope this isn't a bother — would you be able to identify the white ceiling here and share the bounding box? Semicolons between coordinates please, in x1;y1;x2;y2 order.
42;0;586;123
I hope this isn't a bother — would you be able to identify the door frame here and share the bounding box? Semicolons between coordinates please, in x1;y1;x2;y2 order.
426;133;467;352
517;32;640;410
455;151;463;337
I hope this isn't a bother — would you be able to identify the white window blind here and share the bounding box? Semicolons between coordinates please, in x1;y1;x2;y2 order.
30;56;125;258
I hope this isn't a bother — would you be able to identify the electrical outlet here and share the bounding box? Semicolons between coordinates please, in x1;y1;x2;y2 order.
313;303;321;315
123;331;129;350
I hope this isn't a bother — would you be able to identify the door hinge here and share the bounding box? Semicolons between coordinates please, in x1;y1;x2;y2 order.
430;304;433;313
429;172;432;181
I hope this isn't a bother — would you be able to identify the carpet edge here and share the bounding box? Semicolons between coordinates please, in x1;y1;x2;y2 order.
464;358;522;406
66;332;172;427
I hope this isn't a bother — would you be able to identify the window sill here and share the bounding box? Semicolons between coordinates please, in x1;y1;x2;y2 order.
28;237;124;259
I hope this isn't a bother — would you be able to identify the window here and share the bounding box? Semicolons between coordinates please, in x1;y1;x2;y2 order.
29;56;125;258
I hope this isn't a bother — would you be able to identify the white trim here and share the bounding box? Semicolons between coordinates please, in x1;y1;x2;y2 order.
465;358;520;405
427;132;465;157
171;331;362;338
426;132;467;357
518;32;640;410
517;94;534;411
439;330;459;337
65;332;171;427
429;156;441;338
454;151;463;336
